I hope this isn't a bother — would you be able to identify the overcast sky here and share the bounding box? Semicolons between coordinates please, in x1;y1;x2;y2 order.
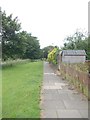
1;0;89;48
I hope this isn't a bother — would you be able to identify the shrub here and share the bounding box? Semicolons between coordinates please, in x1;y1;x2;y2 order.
47;47;59;64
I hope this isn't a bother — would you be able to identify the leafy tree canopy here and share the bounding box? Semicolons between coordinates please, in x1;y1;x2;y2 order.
61;30;89;60
2;11;41;61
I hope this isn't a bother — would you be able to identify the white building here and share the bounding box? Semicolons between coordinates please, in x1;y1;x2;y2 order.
60;50;86;63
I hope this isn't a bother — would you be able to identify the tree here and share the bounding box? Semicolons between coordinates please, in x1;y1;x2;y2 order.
2;11;21;60
23;34;41;59
42;46;54;59
2;11;42;60
62;30;89;59
87;36;90;60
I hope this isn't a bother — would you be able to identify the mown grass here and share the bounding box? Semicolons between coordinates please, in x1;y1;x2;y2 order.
0;67;2;119
2;61;43;118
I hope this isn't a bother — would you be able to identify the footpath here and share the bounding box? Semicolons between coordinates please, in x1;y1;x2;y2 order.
40;62;88;119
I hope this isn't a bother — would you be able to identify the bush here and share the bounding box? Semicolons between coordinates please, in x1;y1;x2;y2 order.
47;47;58;64
2;59;30;68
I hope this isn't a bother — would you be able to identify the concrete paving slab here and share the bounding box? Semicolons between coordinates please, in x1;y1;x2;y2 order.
49;86;62;89
63;100;88;110
57;110;82;118
58;93;71;100
41;62;88;118
58;89;75;94
59;118;89;120
43;89;58;94
41;110;57;118
43;93;60;100
41;100;66;110
79;110;88;118
68;92;88;101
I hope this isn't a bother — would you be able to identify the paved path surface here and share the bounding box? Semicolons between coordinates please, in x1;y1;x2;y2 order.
40;62;88;119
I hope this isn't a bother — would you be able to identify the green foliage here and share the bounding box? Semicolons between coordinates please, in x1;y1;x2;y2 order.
19;32;41;59
87;37;90;60
2;11;41;61
62;31;90;60
2;59;30;68
2;11;21;60
42;46;54;59
47;47;59;64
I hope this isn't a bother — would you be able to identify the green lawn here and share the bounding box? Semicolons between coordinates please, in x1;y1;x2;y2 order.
2;61;43;118
0;67;2;119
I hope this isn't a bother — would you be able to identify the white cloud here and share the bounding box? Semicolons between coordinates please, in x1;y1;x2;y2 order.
1;0;89;48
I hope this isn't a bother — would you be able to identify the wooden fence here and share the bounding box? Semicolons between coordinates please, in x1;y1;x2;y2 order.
60;63;90;98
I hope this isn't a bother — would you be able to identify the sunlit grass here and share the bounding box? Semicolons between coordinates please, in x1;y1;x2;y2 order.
0;67;2;119
2;61;43;118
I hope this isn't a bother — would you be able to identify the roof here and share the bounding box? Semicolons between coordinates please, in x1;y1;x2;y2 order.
61;50;86;56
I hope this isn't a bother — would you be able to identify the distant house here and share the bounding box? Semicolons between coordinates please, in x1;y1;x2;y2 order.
59;50;86;63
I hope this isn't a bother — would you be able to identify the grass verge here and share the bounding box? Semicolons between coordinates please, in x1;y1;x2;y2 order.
2;61;43;118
